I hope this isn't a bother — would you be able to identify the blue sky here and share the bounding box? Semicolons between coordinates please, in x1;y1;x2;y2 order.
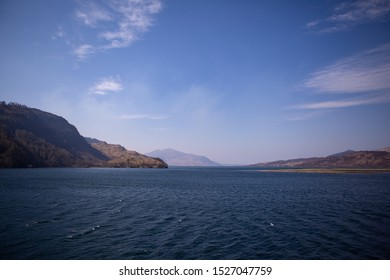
1;0;390;164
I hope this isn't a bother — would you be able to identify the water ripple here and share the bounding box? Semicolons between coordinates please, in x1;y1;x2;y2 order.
0;167;389;259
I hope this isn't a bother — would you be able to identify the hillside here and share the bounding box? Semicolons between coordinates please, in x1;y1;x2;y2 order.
378;147;390;153
251;149;390;168
85;138;167;168
146;148;221;166
0;102;167;168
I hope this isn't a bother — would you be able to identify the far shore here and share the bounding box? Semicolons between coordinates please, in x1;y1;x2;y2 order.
258;168;390;174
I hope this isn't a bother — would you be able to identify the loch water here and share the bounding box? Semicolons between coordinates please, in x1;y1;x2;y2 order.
0;167;389;259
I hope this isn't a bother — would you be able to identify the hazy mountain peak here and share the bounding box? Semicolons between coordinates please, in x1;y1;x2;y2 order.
146;148;221;167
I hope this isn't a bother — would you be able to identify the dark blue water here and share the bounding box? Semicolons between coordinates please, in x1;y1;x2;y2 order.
0;167;389;259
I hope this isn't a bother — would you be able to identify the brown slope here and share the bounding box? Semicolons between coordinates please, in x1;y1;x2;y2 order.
378;146;390;153
252;150;390;168
85;138;167;168
0;102;107;167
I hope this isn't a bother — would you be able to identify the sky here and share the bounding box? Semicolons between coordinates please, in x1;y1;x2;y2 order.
1;0;390;164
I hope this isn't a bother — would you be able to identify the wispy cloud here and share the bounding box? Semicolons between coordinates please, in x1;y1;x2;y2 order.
292;94;390;110
75;3;112;27
149;127;168;131
74;44;95;59
116;114;168;120
302;43;390;93
291;43;390;119
285;110;331;121
72;0;162;59
51;25;65;40
306;0;390;33
89;76;123;95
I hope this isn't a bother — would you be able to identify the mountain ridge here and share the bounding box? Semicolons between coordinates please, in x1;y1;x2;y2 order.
85;137;167;168
251;149;390;168
0;102;167;168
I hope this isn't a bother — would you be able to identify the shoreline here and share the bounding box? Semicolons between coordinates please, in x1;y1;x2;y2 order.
258;168;390;174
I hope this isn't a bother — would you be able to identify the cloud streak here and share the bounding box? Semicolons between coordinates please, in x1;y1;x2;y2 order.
292;94;390;110
75;3;112;27
74;44;95;59
73;0;162;59
302;43;390;94
291;43;390;119
306;0;390;33
285;110;331;122
89;76;123;95
116;114;168;120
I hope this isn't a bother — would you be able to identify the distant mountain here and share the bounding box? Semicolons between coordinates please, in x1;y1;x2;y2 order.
146;148;221;166
251;149;390;168
0;101;167;168
378;147;390;153
328;150;355;157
